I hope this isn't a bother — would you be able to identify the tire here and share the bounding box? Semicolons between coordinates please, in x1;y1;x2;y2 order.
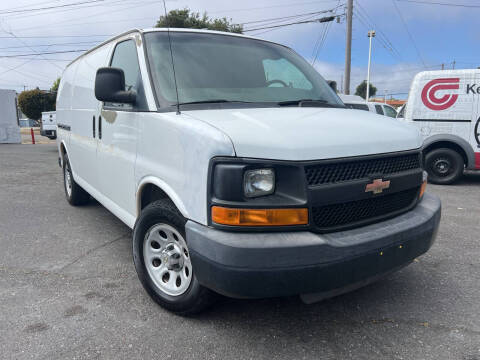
63;153;90;205
133;199;216;315
424;148;464;185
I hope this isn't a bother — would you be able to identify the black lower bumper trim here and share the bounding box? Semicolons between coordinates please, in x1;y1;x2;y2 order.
186;194;441;299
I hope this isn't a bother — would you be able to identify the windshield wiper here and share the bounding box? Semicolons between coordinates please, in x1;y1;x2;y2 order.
178;99;253;105
277;99;344;108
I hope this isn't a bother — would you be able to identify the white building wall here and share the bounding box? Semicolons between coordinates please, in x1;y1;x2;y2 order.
0;89;21;144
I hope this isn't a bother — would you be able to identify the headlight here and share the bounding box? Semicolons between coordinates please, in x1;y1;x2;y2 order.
243;169;275;198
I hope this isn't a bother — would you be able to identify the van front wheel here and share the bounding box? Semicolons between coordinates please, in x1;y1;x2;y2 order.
133;199;216;315
425;148;464;185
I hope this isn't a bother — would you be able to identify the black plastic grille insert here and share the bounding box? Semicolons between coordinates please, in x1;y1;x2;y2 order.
312;187;419;231
305;153;420;186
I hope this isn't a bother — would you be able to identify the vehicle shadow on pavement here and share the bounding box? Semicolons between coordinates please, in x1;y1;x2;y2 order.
459;171;480;185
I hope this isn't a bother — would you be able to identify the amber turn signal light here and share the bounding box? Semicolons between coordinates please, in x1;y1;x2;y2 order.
211;206;308;226
419;171;428;199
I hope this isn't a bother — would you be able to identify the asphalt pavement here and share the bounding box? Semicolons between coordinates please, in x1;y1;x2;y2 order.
0;143;479;360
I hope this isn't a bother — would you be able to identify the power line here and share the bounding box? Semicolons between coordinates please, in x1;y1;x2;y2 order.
0;35;110;39
355;2;402;60
391;0;427;68
311;0;342;65
244;15;336;32
210;0;343;13
0;50;87;58
0;0;106;15
396;0;480;8
0;41;99;51
238;10;332;25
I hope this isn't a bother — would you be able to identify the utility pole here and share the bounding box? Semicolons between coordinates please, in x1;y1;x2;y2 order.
366;30;375;103
441;63;444;70
452;60;456;69
344;0;353;95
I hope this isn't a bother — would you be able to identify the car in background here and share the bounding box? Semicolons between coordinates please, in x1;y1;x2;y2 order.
339;94;398;118
40;111;57;139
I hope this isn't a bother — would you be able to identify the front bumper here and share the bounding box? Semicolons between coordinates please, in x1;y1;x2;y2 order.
186;193;441;299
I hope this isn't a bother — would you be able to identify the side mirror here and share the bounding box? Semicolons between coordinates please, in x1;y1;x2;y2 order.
94;67;136;104
326;80;337;93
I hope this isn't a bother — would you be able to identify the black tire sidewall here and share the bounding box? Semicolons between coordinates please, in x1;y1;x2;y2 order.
425;148;464;185
133;200;209;313
63;154;73;204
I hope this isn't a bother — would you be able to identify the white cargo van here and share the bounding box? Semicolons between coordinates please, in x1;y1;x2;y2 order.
40;111;57;139
404;70;480;184
56;28;440;314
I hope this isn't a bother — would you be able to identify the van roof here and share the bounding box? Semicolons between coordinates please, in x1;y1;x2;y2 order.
414;69;480;78
66;28;280;68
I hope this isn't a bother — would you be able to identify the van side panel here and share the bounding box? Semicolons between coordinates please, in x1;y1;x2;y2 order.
68;44;113;189
56;61;78;159
406;70;478;168
135;112;235;225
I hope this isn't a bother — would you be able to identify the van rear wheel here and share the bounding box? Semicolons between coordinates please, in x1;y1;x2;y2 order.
63;154;90;205
133;199;216;315
425;148;464;185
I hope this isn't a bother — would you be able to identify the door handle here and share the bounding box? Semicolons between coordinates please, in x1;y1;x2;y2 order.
92;115;96;138
99;115;102;140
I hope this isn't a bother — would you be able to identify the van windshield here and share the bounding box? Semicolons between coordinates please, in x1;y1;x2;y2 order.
144;31;344;109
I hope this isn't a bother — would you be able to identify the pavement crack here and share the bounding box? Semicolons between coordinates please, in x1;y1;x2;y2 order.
60;232;130;271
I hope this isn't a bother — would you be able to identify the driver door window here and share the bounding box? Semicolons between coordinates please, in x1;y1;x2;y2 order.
106;39;143;110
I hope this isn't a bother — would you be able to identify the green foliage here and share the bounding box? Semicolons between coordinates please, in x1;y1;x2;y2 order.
18;89;56;121
51;77;61;92
155;8;243;33
355;80;377;100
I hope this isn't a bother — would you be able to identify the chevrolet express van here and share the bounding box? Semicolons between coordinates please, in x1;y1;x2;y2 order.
56;28;441;314
404;70;480;184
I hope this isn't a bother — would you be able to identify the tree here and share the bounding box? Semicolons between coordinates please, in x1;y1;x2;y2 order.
155;8;243;33
18;89;56;121
51;77;60;92
355;80;377;100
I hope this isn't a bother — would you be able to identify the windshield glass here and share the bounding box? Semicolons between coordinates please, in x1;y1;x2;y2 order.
144;31;343;108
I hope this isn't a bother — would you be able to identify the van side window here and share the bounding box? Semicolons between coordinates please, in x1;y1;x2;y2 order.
375;104;384;115
383;105;397;118
107;40;145;110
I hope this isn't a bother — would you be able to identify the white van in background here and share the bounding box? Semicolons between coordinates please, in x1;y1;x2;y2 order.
56;28;440;314
403;70;480;184
339;94;398;117
40;111;57;139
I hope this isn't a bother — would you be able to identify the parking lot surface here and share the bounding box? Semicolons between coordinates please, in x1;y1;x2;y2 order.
0;143;479;360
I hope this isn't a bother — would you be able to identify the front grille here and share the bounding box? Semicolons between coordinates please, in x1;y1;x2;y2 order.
312;187;419;231
305;153;421;186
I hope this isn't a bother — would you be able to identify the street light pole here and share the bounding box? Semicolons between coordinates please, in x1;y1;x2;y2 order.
366;30;375;103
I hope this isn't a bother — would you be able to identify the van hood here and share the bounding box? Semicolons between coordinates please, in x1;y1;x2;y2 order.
184;107;422;160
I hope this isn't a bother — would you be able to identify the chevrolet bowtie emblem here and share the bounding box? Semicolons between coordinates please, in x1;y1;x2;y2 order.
365;178;390;194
